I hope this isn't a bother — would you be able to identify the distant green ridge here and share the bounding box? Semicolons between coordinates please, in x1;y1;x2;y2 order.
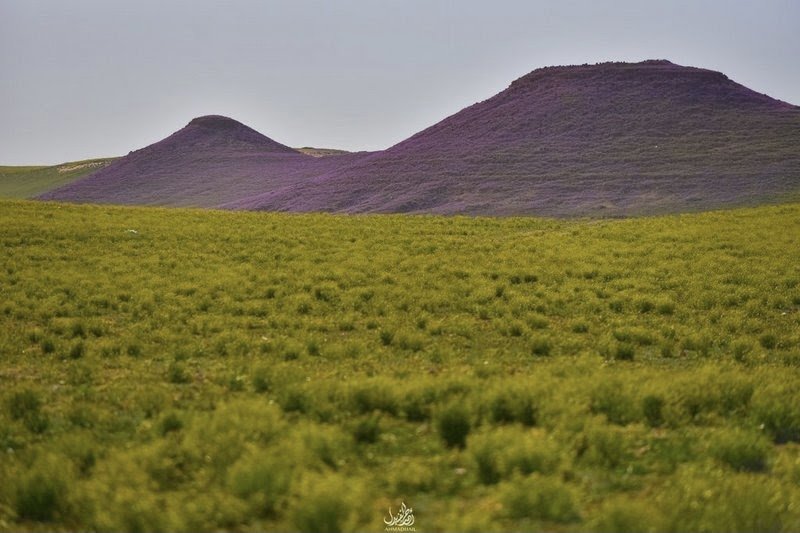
0;157;116;199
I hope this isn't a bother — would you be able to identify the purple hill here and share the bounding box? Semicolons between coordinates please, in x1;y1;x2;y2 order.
38;115;365;207
42;61;800;216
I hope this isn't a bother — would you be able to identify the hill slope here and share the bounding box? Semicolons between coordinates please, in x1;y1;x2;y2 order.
0;158;115;199
41;61;800;215
38;116;362;207
234;60;800;216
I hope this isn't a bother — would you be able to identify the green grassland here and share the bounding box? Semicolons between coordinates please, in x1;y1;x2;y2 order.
0;159;115;199
1;199;799;532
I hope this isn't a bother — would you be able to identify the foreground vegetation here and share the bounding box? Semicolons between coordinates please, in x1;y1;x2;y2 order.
1;199;799;532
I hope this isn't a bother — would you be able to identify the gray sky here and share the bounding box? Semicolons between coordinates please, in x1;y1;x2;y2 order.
1;0;799;165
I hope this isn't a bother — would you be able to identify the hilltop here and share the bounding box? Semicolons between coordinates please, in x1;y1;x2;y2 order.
40;61;800;215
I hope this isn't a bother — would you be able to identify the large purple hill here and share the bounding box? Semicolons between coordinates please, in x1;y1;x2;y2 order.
41;61;800;216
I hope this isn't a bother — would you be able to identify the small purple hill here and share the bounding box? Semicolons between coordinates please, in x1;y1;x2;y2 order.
39;115;360;207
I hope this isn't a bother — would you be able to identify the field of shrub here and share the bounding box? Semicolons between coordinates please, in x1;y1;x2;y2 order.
1;199;799;531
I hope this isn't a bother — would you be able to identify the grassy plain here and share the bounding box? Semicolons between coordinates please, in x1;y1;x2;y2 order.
1;199;799;531
0;159;115;199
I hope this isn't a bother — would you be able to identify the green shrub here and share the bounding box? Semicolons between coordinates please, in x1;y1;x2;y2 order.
68;404;96;429
401;386;436;422
126;342;142;357
637;299;654;313
531;336;552;356
614;343;635;361
437;403;471;448
593;499;662;533
89;459;180;532
503;441;560;478
472;438;502;485
70;321;86;338
68;341;85;359
613;327;655;346
16;476;62;522
292;423;351;469
752;389;800;443
280;388;310;414
379;330;394;346
25;414;49;433
642;394;665;428
709;428;771;472
487;392;515;424
306;339;320;356
8;389;41;420
145;440;196;490
15;455;73;522
577;423;633;469
178;491;248;532
590;381;639;425
571;321;589;333
283;345;301;361
58;435;97;477
499;474;580;523
182;399;287;478
731;340;753;363
508;322;524;337
485;387;538;426
159;412;183;436
661;466;786;533
470;428;560;485
167;361;191;384
337;320;355;332
7;389;49;433
656;300;675;315
352;416;381;444
290;474;362;533
716;375;754;415
527;314;549;330
681;334;713;357
759;333;777;349
252;367;271;393
348;382;399;416
397;333;424;352
660;340;675;358
227;374;246;391
228;451;292;517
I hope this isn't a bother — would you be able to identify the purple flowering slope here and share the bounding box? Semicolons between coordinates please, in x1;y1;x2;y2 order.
42;61;800;216
38;115;367;207
232;60;800;216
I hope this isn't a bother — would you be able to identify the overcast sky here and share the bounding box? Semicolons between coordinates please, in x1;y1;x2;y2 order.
1;0;799;164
